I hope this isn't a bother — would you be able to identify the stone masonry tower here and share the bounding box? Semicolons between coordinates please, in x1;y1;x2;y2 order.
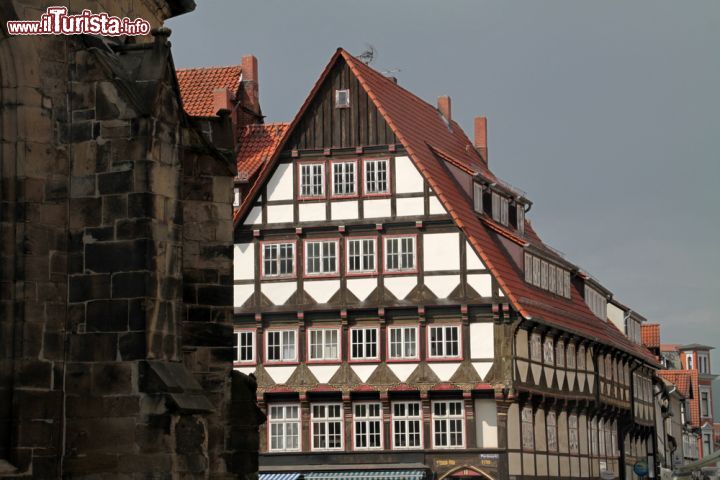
0;1;262;478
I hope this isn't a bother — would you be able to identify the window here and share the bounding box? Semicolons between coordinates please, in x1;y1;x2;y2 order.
392;401;422;449
305;240;338;276
266;329;297;363
598;419;606;456
524;253;533;283
700;389;710;417
473;183;483;213
567;343;576;369
686;353;694;370
300;163;324;197
547;411;558;452
698;354;710;374
556;341;565;368
543;337;554;365
233;186;241;207
350;327;378;360
541;261;548;290
516;204;525;234
354;403;382;450
385;236;415;272
590;418;598;456
262;242;295;278
268;404;300;452
335;89;350;108
521;406;534;450
530;333;542;362
332;161;356;196
388;326;418;360
428;325;461;359
311;403;343;451
703;433;712;456
432;400;464;448
524;253;572;299
347;238;376;274
577;345;586;371
308;328;339;362
236;330;254;363
364;159;389;194
569;414;579;454
491;192;509;226
585;285;607;319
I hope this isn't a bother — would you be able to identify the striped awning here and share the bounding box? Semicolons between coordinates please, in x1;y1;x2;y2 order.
260;471;426;480
259;474;303;480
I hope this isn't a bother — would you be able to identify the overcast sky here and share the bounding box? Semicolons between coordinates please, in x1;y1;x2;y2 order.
167;1;720;414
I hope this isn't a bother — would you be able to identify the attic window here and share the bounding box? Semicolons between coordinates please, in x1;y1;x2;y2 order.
524;252;571;299
335;89;350;108
584;285;607;320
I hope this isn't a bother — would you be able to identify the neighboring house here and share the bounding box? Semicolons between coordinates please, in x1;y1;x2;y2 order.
656;370;699;466
232;48;659;480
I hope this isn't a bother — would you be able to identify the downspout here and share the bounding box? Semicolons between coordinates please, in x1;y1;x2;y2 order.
619;362;643;480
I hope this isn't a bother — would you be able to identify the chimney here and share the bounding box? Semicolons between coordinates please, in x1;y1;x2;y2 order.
437;96;451;121
213;87;232;115
474;116;488;163
240;54;260;117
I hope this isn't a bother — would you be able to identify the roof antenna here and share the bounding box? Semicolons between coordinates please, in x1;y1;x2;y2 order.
357;44;376;65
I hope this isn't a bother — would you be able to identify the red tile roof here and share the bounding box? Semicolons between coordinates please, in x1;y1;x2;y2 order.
641;323;661;349
176;65;242;117
235;48;657;365
236;123;289;181
661;344;681;353
658;369;699;426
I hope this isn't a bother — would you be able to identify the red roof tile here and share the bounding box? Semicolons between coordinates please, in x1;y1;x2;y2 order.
235;49;657;365
236;123;289;181
658;370;699;426
661;344;681;353
641;323;661;349
176;65;242;117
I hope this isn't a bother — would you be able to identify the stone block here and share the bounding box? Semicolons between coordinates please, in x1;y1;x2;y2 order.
112;271;148;298
68;197;102;229
182;322;233;348
92;362;133;395
69;333;118;362
86;299;128;332
102;194;127;225
85;239;150;273
196;285;232;306
119;331;147;360
69;274;110;302
98;170;133;195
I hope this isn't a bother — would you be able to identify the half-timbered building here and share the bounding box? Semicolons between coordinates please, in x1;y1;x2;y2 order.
233;48;659;480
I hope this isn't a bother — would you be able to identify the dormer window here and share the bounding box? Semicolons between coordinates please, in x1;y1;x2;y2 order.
584;285;607;319
524;252;571;299
516;204;525;234
335;89;350;108
491;192;509;226
473;183;483;213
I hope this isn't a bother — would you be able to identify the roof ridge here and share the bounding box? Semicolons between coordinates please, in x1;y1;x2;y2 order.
176;64;242;72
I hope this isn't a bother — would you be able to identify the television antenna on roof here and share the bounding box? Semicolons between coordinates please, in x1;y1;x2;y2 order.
357;44;376;65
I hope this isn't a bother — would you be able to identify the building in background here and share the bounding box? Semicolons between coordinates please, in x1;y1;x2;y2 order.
232;48;661;480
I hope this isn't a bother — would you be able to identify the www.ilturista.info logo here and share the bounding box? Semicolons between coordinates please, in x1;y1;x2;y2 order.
6;6;151;36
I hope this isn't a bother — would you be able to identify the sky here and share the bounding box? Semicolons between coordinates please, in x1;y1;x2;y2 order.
167;1;720;416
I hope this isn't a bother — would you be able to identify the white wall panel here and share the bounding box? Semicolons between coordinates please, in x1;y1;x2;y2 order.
470;323;494;359
607;302;625;333
363;198;391;218
423;232;460;271
298;202;326;222
428;362;460;381
346;278;377;302
351;365;377;383
245;206;262;225
424;275;459;298
233;284;254;307
473;361;493;381
304;279;340;304
234;366;256;375
330;200;359;220
265;366;295;384
429;195;446;215
388;363;417;382
384;276;417;300
266;162;293;201
266;204;293;224
467;274;493;297
309;365;340;384
395;197;424;217
234;243;255;280
261;281;296;305
475;399;498;448
394;156;424;194
466;241;486;270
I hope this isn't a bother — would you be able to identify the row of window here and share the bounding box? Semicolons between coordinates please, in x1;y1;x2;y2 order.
267;400;464;452
298;159;390;199
584;285;608;320
524;252;572;299
529;332;588;371
236;324;462;364
685;351;712;375
472;183;525;234
262;236;416;278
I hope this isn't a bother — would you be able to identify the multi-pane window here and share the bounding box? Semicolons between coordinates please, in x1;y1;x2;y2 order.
311;404;343;451
305;240;338;276
332;161;356;196
491;192;509;226
524;252;571;299
266;329;296;363
521;406;534;450
473;183;483;213
347;238;376;273
556;341;565;368
569;414;579;454
700;389;711;417
585;285;608;319
268;404;300;452
236;330;254;363
385;236;415;272
308;328;339;361
432;401;464;448
699;354;710;374
547;411;558;452
388;326;418;360
567;343;576;369
516;203;525;234
300;163;324;197
530;333;542;362
589;418;599;456
364;159;389;194
335;89;350;108
350;327;378;360
263;242;294;277
354;403;382;450
428;325;460;359
543;337;554;365
577;345;586;371
392;401;422;449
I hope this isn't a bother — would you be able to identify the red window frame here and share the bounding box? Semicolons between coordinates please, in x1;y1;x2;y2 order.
348;325;381;363
352;401;384;451
259;239;297;280
383;234;418;275
234;328;256;366
329;159;359;199
386;324;420;363
297;160;327;201
426;323;463;361
303;237;340;278
306;326;342;365
345;236;379;277
361;158;392;198
264;327;300;365
390;400;424;450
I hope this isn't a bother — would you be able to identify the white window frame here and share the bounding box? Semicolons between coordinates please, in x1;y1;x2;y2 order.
261;242;295;278
428;324;461;360
304;239;339;276
307;327;340;362
567;343;576;369
516;203;525;234
384;236;416;272
235;329;255;364
363;159;389;195
543;337;555;365
700;387;711;418
353;402;383;450
491;192;509;226
299;162;325;197
547;411;558;452
568;414;579;454
521;406;534;450
392;401;423;450
686;352;694;370
556;340;565;368
233;186;241;207
268;404;301;452
349;327;379;361
346;237;377;274
335;89;350;108
331;160;357;197
311;403;344;451
388;325;419;360
431;400;465;449
530;332;542;362
473;183;483;213
698;353;710;374
265;329;298;364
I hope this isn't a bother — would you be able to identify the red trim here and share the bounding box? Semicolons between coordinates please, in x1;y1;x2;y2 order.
348;326;381;363
382;233;419;274
259;239;297;280
309;402;345;452
344;236;379;277
361;158;392;198
305;326;342;364
430;399;466;449
302;237;340;278
296;160;327;201
265;402;302;453
263;327;300;365
426;323;463;361
390;399;424;450
385;324;420;363
329;159;359;199
351;401;384;451
233;328;257;366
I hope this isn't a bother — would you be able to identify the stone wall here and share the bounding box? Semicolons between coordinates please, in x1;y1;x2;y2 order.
0;1;262;478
